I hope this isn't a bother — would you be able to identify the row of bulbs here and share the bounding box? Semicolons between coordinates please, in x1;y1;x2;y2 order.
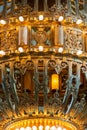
15;125;67;130
0;46;83;56
0;15;83;25
17;15;83;24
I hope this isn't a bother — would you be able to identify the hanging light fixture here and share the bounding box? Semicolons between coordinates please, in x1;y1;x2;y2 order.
0;0;87;130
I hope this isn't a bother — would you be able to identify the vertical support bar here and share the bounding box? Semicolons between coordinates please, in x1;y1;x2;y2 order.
44;60;48;104
33;60;39;115
1;64;6;81
3;0;7;16
54;25;58;45
77;63;81;79
75;0;79;16
59;26;64;45
68;61;72;78
44;0;48;11
34;0;38;11
84;0;87;12
11;0;15;14
58;0;61;8
67;0;72;15
55;0;58;6
10;62;19;105
22;0;27;6
44;60;48;115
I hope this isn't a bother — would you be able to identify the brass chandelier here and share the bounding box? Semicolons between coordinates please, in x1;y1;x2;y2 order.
0;0;87;130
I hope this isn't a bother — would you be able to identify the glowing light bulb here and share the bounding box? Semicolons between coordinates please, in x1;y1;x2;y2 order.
45;126;50;130
0;20;6;25
0;50;5;55
58;16;64;22
38;46;43;51
19;16;24;22
63;128;66;130
77;50;82;55
58;47;63;53
20;127;25;130
76;19;82;24
56;127;62;130
32;126;37;130
39;15;44;20
39;125;43;130
50;126;56;130
25;127;31;130
18;47;24;52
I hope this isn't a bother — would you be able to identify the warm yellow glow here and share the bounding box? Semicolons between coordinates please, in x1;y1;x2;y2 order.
39;125;43;130
45;126;50;130
18;47;24;52
0;19;6;25
4;118;77;130
50;126;56;130
38;46;44;51
19;16;24;22
58;16;64;22
62;128;66;130
25;127;31;130
56;127;62;130
76;19;82;24
20;127;25;130
58;47;63;53
0;50;5;55
51;74;59;90
39;15;44;20
77;50;82;55
32;126;37;130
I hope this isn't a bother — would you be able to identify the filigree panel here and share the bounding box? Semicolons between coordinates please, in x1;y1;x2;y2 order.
30;27;52;46
64;27;83;53
0;29;17;51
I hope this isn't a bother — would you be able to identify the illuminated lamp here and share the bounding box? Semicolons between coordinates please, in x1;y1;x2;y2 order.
51;74;59;90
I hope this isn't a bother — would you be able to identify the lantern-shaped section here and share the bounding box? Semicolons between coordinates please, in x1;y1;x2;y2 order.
51;74;59;90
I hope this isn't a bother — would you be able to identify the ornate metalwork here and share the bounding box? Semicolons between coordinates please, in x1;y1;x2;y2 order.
64;27;83;53
0;29;17;51
0;0;86;130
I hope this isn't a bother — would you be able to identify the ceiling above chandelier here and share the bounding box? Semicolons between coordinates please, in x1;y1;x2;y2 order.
0;0;87;130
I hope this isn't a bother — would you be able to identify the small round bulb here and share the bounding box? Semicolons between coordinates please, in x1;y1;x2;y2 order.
39;126;43;130
45;126;50;130
19;16;24;22
39;15;44;20
25;127;31;130
58;47;63;53
56;127;62;130
0;20;6;25
76;19;82;24
58;16;64;22
77;50;82;55
20;127;25;130
38;46;43;51
0;50;5;55
18;47;24;52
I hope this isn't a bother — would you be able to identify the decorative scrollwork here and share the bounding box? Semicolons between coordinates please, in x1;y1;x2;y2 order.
14;60;34;75
61;61;68;69
63;75;81;114
64;27;83;53
48;60;57;68
0;29;17;51
48;91;62;115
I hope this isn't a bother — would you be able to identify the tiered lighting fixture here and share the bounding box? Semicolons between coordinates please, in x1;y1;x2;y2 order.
0;0;87;130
